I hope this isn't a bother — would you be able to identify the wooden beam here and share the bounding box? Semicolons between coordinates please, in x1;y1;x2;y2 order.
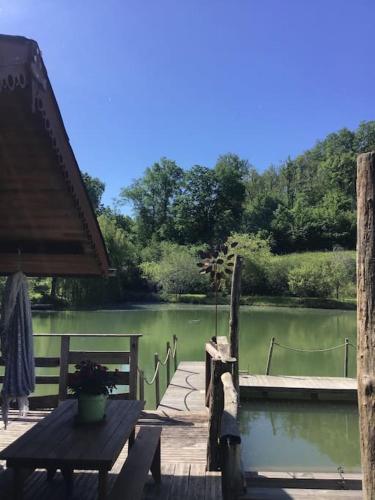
229;255;242;393
357;151;375;499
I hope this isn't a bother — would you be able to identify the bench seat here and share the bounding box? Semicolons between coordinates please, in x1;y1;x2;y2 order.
108;426;162;500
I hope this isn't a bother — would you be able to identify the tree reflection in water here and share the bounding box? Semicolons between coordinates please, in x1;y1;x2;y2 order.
239;400;360;472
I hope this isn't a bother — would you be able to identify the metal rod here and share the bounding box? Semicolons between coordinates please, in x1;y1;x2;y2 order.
154;353;160;407
265;337;275;375
344;337;349;377
166;341;171;386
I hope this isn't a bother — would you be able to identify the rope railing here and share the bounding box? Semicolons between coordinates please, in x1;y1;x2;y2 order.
137;334;178;407
274;341;348;353
266;337;356;377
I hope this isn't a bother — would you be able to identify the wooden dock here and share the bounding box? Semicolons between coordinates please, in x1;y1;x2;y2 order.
158;361;206;413
0;362;362;499
240;374;357;401
159;362;362;499
157;361;358;405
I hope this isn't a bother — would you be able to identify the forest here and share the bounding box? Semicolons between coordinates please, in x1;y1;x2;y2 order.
27;120;375;307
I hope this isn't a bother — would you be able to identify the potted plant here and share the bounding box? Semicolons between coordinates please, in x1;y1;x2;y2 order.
68;360;118;423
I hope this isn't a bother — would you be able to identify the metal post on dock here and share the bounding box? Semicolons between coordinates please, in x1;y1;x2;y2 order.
344;338;349;378
173;334;178;372
154;353;160;407
265;337;275;375
166;341;171;386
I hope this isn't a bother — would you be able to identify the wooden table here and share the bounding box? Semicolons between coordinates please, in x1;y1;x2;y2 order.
0;399;144;499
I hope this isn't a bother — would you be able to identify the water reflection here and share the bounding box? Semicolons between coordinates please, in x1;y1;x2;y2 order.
239;400;360;472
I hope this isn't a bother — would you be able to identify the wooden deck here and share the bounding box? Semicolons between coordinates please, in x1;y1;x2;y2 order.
0;363;362;498
0;409;220;500
240;374;357;401
158;361;206;413
158;362;358;408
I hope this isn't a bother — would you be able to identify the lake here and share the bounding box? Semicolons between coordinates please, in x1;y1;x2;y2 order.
31;304;359;472
32;303;357;381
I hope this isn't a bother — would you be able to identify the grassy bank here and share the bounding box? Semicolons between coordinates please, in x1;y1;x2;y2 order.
165;293;357;310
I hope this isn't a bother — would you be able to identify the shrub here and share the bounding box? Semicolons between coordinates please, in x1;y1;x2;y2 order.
140;242;209;295
227;233;272;294
288;262;333;297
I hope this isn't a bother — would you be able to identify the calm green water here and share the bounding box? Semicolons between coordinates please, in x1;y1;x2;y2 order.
31;304;359;471
240;400;360;472
32;303;357;379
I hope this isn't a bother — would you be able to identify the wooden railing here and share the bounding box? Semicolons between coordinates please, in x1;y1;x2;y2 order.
205;336;245;500
0;333;141;409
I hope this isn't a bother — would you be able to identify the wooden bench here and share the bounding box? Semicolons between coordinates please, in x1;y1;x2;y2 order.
108;426;162;500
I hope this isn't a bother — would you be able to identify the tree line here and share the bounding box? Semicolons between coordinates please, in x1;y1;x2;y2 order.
28;121;375;306
122;121;375;252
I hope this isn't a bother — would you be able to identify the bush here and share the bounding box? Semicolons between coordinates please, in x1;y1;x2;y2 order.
288;262;334;298
265;257;291;295
227;233;272;294
140;243;209;296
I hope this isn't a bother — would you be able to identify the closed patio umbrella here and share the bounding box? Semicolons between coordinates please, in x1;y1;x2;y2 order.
0;272;35;429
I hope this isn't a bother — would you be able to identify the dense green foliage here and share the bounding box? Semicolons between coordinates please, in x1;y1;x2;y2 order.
121;121;375;252
25;121;374;307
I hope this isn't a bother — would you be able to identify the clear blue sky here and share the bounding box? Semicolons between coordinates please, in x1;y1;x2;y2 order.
1;0;374;210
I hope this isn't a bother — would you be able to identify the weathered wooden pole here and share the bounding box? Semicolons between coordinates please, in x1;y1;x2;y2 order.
344;338;349;378
229;255;242;393
154;353;160;408
166;341;171;386
173;334;178;372
207;359;232;471
265;337;275;375
357;151;375;499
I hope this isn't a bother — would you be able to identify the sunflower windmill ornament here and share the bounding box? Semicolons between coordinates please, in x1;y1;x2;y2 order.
197;242;238;337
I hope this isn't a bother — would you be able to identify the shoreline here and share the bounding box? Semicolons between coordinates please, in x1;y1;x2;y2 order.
31;294;357;312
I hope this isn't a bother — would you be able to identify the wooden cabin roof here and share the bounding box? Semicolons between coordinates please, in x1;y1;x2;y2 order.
0;35;110;277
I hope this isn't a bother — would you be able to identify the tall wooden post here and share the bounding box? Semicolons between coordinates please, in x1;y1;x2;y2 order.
357;151;375;499
229;255;242;393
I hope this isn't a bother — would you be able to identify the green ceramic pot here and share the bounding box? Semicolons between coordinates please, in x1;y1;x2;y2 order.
77;393;107;423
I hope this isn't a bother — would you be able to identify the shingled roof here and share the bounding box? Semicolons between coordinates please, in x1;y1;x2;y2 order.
0;35;110;276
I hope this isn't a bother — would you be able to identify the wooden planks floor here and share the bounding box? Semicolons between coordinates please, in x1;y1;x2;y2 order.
0;364;362;499
240;374;357;401
158;361;207;413
0;408;220;500
158;362;358;408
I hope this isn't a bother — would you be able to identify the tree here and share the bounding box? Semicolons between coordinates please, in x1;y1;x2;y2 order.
173;166;219;244
121;158;184;243
214;154;249;240
326;250;355;300
81;171;105;214
227;233;272;295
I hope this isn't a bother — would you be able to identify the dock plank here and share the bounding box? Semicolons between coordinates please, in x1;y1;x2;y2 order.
240;374;357;401
158;361;206;413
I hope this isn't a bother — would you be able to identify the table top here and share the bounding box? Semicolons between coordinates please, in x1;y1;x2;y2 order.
0;399;144;470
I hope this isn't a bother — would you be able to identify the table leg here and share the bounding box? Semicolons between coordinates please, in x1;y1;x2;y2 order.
98;469;108;500
47;467;57;481
13;467;26;500
128;427;135;449
61;467;74;498
150;438;161;483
